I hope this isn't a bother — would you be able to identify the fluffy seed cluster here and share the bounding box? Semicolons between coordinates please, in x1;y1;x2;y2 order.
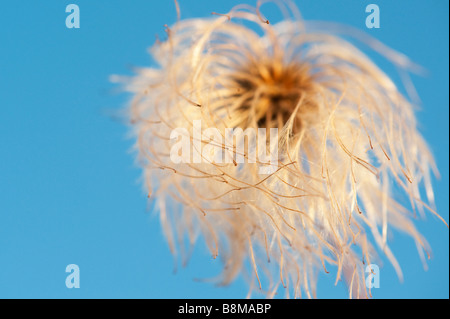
114;1;445;298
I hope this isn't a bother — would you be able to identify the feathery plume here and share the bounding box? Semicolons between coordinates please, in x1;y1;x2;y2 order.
113;1;446;298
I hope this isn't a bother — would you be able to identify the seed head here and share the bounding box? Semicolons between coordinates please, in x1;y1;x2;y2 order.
114;1;447;298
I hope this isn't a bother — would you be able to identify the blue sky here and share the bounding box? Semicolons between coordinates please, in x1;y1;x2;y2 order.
0;0;448;298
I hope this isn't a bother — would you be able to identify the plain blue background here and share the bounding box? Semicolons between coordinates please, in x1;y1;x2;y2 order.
0;0;448;298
